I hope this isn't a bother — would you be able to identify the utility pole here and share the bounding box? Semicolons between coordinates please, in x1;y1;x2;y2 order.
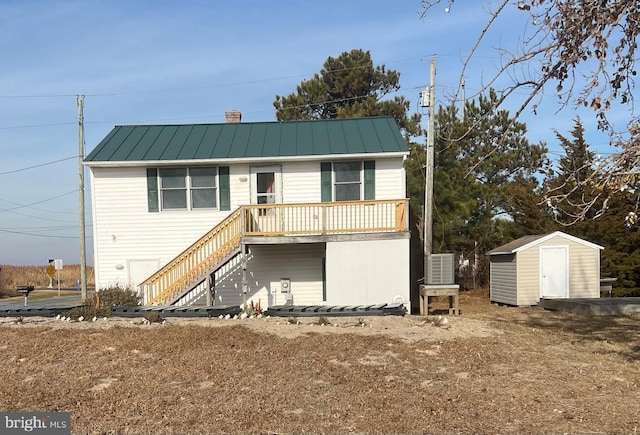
423;58;436;283
77;95;87;302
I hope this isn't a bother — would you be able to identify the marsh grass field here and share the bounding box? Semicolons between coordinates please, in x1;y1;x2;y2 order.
0;264;94;297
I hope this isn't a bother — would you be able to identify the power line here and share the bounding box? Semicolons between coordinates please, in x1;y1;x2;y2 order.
0;122;76;130
0;190;77;213
3;209;85;223
0;198;77;215
0;156;77;175
0;228;91;239
0;225;89;231
0;93;114;98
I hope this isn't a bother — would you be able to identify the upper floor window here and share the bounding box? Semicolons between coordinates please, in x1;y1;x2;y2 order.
333;162;362;201
321;160;375;202
159;167;217;210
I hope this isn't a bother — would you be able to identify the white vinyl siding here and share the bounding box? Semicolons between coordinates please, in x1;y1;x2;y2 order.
325;238;410;308
281;158;405;204
281;161;321;203
90;157;408;291
90;166;246;290
374;157;406;199
214;244;325;307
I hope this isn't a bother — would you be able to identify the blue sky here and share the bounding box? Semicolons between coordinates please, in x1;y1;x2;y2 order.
0;0;618;266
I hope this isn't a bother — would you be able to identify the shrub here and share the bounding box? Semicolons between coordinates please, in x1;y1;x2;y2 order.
65;304;110;320
241;300;263;317
145;312;163;323
64;284;142;319
98;285;142;309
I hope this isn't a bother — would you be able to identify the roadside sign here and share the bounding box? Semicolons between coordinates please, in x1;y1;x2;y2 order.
54;259;63;270
47;264;56;278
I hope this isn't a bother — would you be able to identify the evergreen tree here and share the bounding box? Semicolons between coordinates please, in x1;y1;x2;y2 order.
452;91;548;251
273;49;421;138
501;177;557;239
587;193;640;295
545;118;640;294
544;117;603;226
407;91;549;287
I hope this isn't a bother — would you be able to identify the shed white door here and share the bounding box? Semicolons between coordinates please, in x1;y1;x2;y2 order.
540;246;568;298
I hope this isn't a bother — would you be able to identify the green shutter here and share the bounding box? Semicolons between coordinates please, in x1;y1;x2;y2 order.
146;168;159;212
364;160;375;200
321;162;332;202
219;166;230;211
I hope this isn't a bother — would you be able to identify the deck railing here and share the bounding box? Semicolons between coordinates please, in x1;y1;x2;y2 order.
243;199;408;236
142;199;408;305
143;208;243;305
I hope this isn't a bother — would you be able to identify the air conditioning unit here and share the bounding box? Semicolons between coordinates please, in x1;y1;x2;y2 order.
427;254;455;285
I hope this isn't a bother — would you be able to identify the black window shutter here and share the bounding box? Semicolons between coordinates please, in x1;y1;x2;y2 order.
364;160;375;200
219;166;230;211
321;162;332;202
146;168;159;212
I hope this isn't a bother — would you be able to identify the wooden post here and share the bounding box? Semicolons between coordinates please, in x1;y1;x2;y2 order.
241;244;248;306
206;273;213;306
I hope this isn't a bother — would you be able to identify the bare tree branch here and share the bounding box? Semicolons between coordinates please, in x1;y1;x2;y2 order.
420;0;640;224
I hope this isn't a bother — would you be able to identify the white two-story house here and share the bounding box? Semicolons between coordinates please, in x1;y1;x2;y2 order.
84;113;411;309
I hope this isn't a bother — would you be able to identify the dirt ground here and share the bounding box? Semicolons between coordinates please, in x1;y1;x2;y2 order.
0;289;638;435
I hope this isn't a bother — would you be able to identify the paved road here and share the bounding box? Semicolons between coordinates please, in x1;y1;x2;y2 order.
0;290;94;312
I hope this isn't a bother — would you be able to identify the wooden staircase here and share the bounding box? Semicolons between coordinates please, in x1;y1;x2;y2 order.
141;199;409;306
142;208;243;305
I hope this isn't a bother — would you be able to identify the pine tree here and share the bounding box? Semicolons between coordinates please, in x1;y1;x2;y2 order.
407;91;549;287
273;49;421;138
546;117;640;294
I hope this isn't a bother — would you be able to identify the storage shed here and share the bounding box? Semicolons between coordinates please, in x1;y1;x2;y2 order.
488;231;604;306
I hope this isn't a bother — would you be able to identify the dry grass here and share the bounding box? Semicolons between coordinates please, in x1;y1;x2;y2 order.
0;265;94;296
0;290;638;435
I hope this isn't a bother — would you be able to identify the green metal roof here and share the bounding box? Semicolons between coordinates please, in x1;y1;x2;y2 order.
85;117;408;163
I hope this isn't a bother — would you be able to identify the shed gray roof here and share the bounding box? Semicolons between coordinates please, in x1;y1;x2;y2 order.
85;116;407;164
488;234;547;255
488;231;604;255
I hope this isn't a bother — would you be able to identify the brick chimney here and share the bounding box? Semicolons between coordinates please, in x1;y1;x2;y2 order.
225;110;242;123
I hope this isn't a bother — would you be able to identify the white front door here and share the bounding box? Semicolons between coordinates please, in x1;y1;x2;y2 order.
250;165;281;205
249;165;282;233
540;246;568;298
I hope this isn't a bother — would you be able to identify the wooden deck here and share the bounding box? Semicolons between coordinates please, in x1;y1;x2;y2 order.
539;297;640;316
